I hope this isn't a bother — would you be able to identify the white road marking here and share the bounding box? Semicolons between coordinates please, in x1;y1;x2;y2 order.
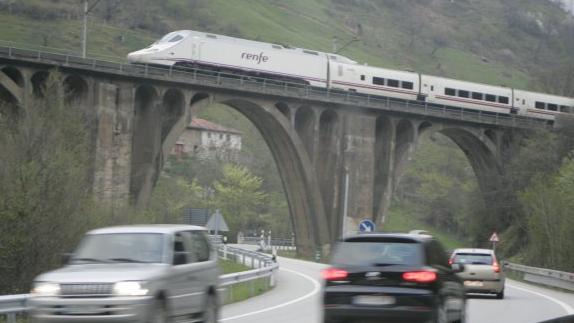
220;267;322;321
507;281;574;315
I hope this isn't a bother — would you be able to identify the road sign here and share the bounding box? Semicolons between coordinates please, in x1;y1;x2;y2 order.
359;219;376;233
489;232;500;242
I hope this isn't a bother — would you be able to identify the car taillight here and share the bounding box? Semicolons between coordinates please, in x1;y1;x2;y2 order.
448;259;453;265
402;271;437;283
321;268;349;281
493;261;500;273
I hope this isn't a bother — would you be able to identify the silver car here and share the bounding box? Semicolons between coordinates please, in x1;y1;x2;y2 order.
29;225;219;323
449;248;505;299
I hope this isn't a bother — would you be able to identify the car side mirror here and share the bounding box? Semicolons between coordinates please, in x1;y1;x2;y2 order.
61;253;72;265
451;263;465;273
173;252;187;266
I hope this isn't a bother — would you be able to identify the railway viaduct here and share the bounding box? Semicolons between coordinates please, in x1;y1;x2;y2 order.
0;47;555;255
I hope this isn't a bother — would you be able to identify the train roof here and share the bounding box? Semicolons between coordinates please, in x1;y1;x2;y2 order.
177;29;357;64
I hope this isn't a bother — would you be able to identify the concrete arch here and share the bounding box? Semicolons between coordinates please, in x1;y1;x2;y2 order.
130;85;161;206
275;102;291;122
294;106;316;159
161;89;185;142
373;116;394;223
0;66;24;105
64;74;89;108
215;98;329;255
31;71;49;98
393;119;416;187
317;109;341;237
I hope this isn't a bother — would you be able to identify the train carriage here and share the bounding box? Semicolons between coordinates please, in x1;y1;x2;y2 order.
513;90;574;121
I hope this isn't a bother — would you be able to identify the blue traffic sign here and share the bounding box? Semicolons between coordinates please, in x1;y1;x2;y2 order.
359;219;376;233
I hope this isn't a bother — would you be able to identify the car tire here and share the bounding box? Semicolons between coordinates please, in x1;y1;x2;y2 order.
496;290;504;299
149;299;169;323
202;293;219;323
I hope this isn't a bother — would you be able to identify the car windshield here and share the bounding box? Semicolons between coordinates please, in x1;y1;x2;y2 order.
453;253;493;265
72;233;165;264
331;241;423;266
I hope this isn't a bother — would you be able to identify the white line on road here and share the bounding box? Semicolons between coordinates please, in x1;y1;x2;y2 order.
507;281;574;315
220;267;322;321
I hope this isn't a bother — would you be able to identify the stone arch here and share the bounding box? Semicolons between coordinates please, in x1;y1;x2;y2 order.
373;116;394;223
214;98;329;255
317;109;341;237
189;92;211;119
31;71;49;98
484;129;497;144
275;102;291;121
130;85;161;206
294;106;315;158
63;74;89;108
418;121;433;136
161;89;185;142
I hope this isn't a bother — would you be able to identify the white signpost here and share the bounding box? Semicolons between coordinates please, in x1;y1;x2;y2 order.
489;232;500;253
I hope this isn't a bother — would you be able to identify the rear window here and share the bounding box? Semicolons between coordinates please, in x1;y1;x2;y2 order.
453;253;492;265
331;241;423;266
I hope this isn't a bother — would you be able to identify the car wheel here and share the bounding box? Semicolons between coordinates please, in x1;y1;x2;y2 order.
202;294;219;323
149;299;169;323
496;290;504;299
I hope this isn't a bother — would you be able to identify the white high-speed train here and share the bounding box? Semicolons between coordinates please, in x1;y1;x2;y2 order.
127;30;574;121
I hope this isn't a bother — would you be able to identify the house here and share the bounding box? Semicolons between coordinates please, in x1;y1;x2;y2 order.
172;118;242;160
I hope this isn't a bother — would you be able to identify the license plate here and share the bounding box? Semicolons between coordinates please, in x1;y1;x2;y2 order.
353;295;396;306
64;306;103;314
464;280;484;287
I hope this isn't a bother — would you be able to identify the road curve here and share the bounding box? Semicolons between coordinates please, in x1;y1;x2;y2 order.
221;252;574;323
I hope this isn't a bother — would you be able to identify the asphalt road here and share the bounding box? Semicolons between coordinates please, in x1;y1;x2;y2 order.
221;252;574;323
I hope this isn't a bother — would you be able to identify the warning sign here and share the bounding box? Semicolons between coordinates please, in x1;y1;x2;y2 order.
489;232;500;242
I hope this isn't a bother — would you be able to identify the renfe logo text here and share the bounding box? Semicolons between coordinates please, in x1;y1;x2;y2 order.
241;52;269;64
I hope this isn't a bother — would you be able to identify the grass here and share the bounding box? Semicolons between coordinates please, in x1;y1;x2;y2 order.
219;259;251;275
222;277;273;305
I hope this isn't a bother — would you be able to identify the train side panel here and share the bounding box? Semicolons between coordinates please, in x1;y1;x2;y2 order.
514;90;574;121
422;75;513;114
329;62;420;101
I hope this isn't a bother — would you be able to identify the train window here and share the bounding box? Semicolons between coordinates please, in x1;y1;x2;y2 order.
206;34;217;39
303;50;319;55
361;75;365;81
445;88;456;96
458;90;470;98
402;81;414;90
522;99;526;105
373;77;385;86
169;35;184;42
485;94;496;102
560;106;570;113
387;79;400;88
548;104;558;111
472;92;483;100
498;96;509;104
431;85;435;91
535;102;545;110
272;45;282;49
330;55;338;60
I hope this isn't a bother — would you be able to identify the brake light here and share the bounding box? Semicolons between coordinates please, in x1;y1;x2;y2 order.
448;258;453;265
493;261;500;273
402;271;437;283
321;268;349;281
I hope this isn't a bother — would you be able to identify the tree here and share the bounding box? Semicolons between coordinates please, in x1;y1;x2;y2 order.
0;73;96;293
213;164;267;236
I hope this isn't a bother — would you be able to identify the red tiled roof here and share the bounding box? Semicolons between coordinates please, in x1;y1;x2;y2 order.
187;118;242;135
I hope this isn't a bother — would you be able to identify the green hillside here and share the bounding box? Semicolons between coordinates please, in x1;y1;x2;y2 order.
1;0;572;90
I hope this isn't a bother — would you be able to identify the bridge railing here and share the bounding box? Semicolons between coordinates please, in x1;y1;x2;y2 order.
0;245;278;321
0;44;551;130
504;262;574;292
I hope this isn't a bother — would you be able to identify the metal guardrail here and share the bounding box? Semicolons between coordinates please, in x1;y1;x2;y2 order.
0;45;552;130
505;262;574;292
0;245;278;321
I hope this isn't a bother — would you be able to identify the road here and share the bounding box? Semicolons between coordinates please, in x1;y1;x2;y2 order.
221;252;574;323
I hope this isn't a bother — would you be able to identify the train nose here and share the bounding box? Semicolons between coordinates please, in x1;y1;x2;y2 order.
127;51;143;63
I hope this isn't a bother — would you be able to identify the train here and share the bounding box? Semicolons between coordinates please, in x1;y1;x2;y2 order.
127;30;574;121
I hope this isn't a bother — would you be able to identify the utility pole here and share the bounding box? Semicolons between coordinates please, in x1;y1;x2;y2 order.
82;0;102;58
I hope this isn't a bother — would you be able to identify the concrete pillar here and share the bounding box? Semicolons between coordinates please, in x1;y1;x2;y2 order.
340;112;377;235
92;82;133;210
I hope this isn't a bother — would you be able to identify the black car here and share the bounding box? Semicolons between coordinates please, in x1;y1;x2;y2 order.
322;233;466;323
